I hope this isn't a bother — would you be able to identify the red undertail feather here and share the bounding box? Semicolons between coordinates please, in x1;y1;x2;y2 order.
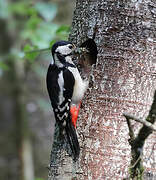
70;102;81;128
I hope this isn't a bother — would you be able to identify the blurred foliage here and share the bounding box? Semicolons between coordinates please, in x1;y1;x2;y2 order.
0;0;70;70
0;61;10;71
35;178;44;180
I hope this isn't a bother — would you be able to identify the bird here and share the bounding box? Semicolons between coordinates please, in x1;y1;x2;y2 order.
46;40;88;161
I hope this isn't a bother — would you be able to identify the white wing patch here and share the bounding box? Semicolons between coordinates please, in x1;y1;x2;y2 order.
58;71;65;105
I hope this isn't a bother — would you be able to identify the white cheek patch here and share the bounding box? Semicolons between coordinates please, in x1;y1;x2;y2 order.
56;45;72;55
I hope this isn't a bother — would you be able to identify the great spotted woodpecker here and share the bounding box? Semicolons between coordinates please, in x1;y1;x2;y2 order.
46;41;88;160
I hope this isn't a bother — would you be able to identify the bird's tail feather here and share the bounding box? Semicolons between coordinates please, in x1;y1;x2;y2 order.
65;122;80;161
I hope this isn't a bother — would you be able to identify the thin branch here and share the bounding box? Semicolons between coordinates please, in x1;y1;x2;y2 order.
123;113;156;132
124;91;156;179
129;153;142;169
145;142;156;162
25;47;51;54
125;115;135;140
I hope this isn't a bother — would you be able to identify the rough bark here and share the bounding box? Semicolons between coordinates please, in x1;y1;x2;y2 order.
48;0;156;179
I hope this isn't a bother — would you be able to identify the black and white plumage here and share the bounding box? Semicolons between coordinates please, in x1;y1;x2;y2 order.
46;41;88;160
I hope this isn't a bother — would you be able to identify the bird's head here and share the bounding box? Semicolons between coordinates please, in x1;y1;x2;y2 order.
51;41;75;67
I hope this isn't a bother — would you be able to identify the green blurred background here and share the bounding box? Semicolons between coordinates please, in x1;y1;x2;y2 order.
0;0;75;179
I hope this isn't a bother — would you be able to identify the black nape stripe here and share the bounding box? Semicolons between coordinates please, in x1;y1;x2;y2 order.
65;62;76;68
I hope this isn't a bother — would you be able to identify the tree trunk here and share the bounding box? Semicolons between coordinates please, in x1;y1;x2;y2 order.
0;15;34;180
12;59;34;180
48;0;156;179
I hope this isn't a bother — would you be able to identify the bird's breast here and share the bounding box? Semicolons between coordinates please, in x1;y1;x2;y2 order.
68;67;88;104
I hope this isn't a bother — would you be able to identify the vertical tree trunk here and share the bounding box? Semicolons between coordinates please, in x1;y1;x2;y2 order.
12;59;34;180
0;16;34;180
48;0;156;179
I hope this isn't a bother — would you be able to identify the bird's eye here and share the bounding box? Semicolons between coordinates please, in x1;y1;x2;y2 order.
68;45;73;49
